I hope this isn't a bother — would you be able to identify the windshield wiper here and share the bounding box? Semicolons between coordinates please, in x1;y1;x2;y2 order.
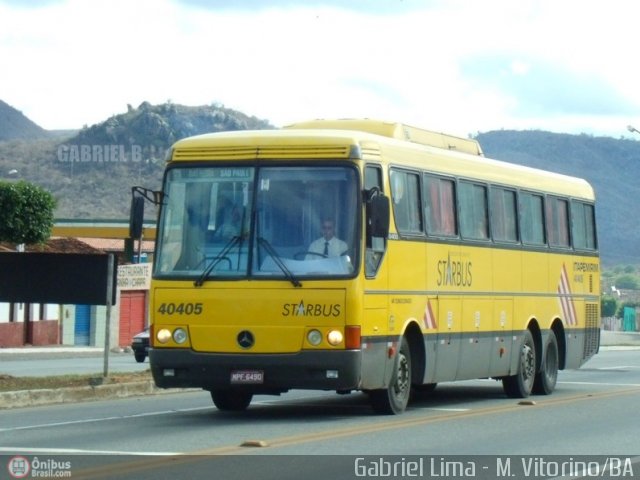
194;235;242;287
257;237;302;287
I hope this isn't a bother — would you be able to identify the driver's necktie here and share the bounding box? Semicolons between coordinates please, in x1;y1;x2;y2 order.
323;241;329;256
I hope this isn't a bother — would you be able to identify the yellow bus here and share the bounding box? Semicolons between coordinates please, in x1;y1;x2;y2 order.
148;119;600;414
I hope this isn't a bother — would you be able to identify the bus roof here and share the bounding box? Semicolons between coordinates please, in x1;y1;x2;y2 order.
284;119;484;156
168;119;594;201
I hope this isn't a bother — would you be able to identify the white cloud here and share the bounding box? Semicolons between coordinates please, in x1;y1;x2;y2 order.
1;0;639;137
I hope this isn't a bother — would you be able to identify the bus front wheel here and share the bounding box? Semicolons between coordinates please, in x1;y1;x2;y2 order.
369;337;412;415
502;329;536;398
210;390;253;411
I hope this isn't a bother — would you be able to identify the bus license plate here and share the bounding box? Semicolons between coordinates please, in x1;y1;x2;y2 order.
230;370;264;384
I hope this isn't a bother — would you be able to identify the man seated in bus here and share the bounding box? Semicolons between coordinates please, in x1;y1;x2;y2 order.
214;199;242;240
306;218;348;258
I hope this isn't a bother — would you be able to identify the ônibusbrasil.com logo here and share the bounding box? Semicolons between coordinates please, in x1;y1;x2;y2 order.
7;456;72;478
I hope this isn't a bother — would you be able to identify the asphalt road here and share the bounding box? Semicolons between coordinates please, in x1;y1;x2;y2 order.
1;349;639;479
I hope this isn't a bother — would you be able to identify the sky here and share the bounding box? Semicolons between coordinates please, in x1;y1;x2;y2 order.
1;0;640;139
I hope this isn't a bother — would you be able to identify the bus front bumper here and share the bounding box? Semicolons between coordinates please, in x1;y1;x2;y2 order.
149;348;362;393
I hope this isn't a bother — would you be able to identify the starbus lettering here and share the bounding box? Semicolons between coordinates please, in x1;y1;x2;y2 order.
282;300;341;317
437;253;472;287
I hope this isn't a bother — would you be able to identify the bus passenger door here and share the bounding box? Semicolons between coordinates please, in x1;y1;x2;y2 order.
361;165;390;390
362;273;389;389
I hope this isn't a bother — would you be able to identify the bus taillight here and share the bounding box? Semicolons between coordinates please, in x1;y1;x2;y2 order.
345;325;361;349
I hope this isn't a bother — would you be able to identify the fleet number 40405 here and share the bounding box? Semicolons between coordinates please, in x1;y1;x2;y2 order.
157;303;203;315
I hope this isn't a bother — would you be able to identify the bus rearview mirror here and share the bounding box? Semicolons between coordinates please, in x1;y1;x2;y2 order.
368;194;390;238
129;195;145;239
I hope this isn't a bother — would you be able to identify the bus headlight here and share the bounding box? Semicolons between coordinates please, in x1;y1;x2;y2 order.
156;328;172;344
327;330;343;346
307;329;323;346
173;328;188;344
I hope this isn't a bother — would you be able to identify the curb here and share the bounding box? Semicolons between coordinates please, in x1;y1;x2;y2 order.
599;330;640;347
0;381;192;410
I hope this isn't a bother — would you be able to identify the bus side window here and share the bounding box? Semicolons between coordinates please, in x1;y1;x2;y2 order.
520;192;546;245
491;187;518;242
547;196;570;248
365;164;382;191
390;169;423;235
424;174;457;236
572;201;597;250
459;181;488;240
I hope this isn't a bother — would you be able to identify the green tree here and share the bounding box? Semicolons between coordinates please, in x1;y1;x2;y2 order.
0;180;56;244
601;295;618;317
614;274;639;290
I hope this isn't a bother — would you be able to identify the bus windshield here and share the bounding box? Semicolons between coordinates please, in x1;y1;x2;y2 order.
154;165;359;281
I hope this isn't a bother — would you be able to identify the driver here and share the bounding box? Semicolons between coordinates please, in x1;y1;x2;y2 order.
307;218;347;258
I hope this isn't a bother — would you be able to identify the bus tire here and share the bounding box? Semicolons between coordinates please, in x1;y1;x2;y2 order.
369;337;411;415
211;390;253;411
502;329;536;398
533;331;559;395
413;383;437;394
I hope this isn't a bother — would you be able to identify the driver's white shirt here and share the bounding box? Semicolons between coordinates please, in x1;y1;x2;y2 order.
307;236;347;258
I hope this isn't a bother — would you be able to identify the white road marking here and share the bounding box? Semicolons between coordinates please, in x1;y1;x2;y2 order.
0;406;213;433
0;446;181;455
559;381;640;387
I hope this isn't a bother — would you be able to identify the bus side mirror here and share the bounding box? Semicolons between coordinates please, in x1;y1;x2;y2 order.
367;194;390;238
129;195;145;239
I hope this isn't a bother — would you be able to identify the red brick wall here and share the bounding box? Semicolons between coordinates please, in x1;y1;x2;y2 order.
0;320;59;347
0;323;24;347
32;320;60;345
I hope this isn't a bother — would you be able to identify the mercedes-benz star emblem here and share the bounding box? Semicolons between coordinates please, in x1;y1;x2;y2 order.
237;330;255;349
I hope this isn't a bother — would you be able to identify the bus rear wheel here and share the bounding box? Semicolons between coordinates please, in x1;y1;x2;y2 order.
533;331;559;395
210;390;253;411
502;329;536;398
369;337;411;415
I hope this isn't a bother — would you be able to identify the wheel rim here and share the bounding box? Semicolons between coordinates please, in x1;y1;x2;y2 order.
522;343;535;382
393;352;410;399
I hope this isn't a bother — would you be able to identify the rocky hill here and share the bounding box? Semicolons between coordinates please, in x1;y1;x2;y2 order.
0;100;49;141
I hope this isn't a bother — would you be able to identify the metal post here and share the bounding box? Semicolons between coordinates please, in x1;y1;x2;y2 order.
103;253;114;378
136;233;143;264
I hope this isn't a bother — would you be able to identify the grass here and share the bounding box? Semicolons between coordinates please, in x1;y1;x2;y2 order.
0;370;153;392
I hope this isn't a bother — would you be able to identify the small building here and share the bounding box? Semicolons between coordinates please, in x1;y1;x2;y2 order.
0;231;155;349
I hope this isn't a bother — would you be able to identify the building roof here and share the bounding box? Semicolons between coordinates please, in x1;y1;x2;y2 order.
0;238;102;254
0;237;154;254
78;237;155;252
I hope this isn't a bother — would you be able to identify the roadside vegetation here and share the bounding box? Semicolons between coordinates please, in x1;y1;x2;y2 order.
0;370;152;392
601;264;640;318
